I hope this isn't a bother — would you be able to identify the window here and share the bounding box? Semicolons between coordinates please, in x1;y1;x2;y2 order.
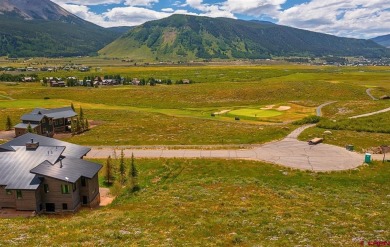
62;203;68;210
72;183;77;192
59;119;63;125
44;184;49;193
6;189;12;195
61;184;70;194
16;190;22;199
81;177;86;187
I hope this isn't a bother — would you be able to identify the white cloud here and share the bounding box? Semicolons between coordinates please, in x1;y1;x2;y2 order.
223;0;286;17
55;0;390;38
52;0;122;5
278;0;390;38
161;8;174;12
102;6;170;26
124;0;159;7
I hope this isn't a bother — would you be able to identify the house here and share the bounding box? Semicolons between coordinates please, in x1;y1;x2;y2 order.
0;133;102;213
132;78;141;85
15;107;77;137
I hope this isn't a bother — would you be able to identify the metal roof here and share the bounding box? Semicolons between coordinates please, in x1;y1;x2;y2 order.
46;110;77;119
0;146;65;190
0;133;90;158
22;107;77;121
30;158;102;183
21;113;45;122
14;123;39;129
0;134;101;190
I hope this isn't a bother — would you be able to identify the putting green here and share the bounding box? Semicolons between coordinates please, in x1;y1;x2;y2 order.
229;108;283;118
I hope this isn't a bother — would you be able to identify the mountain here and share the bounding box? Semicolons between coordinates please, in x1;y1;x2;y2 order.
0;0;123;57
372;35;390;48
100;14;390;60
107;26;134;34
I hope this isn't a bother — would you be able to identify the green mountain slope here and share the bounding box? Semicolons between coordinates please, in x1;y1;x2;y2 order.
100;14;390;60
372;34;390;48
0;0;124;57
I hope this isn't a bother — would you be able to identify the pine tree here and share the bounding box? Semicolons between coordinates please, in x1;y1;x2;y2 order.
85;119;89;130
71;103;75;111
71;119;76;135
129;153;139;192
5;116;12;131
27;123;33;133
119;149;126;186
76;118;81;134
105;156;113;185
79;107;85;130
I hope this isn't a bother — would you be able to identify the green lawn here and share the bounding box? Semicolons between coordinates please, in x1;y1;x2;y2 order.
229;108;283;118
1;158;389;246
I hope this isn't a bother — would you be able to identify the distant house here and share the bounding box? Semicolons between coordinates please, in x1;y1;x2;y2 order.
183;79;190;84
132;78;141;85
15;107;77;137
0;133;102;213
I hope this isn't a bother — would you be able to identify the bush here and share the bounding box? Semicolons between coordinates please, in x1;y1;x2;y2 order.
293;115;321;125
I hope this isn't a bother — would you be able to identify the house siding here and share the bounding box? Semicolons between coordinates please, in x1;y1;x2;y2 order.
15;190;38;211
0;186;15;209
80;174;100;206
41;177;80;212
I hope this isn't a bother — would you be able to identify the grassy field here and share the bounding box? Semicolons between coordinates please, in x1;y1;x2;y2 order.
1;158;390;246
0;63;389;147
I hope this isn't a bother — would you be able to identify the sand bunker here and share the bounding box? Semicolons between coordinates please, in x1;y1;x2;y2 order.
213;110;230;115
276;106;291;111
260;105;275;110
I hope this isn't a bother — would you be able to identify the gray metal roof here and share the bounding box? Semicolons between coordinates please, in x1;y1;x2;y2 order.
21;113;45;122
0;134;101;190
0;146;65;190
14;123;39;129
46;110;77;119
30;158;102;183
22;107;77;121
0;133;90;158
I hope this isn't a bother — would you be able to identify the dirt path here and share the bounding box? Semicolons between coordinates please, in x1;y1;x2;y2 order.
349;107;390;119
87;124;363;172
316;101;337;117
366;88;378;101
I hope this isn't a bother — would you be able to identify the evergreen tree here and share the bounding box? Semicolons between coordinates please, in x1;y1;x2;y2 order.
79;107;85;130
71;119;76;135
5;116;12;131
85;119;89;130
119;149;126;186
129;153;139;192
76;118;81;134
71;102;75;111
105;156;113;185
27;123;33;133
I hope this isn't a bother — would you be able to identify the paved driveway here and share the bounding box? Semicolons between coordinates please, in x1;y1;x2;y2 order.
87;125;364;172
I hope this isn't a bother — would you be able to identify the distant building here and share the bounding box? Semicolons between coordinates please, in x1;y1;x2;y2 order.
14;107;77;137
0;133;102;213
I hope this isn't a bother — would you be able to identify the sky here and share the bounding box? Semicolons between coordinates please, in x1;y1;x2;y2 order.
51;0;390;39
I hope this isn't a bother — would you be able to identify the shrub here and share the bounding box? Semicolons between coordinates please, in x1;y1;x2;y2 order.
293;115;321;125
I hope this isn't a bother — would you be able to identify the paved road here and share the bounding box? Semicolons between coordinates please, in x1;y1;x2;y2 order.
316;101;337;117
87;124;364;172
366;88;378;101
